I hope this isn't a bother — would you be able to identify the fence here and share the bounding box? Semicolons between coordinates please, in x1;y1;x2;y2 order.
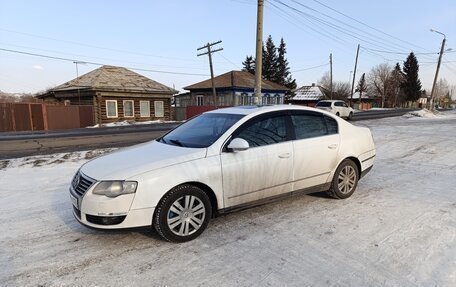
0;103;95;132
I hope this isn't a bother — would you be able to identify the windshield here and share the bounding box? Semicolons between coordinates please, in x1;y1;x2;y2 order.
159;113;244;148
316;101;331;107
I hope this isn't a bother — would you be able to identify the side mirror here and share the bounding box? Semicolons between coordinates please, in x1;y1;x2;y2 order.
227;138;249;152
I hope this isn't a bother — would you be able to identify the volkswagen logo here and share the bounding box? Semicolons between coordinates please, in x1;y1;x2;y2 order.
72;173;80;188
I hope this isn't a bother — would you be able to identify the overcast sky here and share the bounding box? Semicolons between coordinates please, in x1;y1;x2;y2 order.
1;0;455;94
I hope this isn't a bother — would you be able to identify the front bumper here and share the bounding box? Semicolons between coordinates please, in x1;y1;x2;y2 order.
70;184;154;229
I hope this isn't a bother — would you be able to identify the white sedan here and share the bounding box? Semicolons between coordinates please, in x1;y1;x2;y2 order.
316;100;354;120
70;105;375;242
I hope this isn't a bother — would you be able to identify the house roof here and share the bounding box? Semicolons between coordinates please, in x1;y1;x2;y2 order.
351;91;370;99
291;85;326;101
44;65;177;95
183;70;289;92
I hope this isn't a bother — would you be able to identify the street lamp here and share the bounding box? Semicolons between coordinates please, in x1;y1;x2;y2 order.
429;29;446;111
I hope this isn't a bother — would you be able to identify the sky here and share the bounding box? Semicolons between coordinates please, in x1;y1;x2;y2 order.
0;0;455;95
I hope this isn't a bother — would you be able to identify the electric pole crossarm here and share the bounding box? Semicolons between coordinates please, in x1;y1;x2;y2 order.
197;41;223;106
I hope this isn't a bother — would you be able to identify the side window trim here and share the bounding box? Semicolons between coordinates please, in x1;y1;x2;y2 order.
225;111;291;151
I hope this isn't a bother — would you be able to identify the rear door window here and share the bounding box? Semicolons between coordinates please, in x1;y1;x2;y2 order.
291;112;338;139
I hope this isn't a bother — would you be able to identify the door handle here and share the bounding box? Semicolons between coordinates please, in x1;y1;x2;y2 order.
278;153;291;158
328;144;338;149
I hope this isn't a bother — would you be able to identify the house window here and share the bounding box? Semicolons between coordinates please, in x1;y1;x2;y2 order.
154;101;164;117
196;95;204;106
123;100;134;117
218;95;225;106
106;100;118;118
140;101;150;117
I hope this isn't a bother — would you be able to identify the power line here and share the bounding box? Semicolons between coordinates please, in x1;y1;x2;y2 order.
292;62;329;72
309;0;435;53
0;27;201;62
360;47;439;55
0;47;209;76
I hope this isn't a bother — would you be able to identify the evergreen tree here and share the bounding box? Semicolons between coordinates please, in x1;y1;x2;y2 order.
356;73;367;97
242;55;255;74
262;35;278;81
402;52;422;102
275;38;296;90
240;36;296;90
390;63;405;107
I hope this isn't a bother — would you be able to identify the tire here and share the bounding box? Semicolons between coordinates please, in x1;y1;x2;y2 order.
327;159;359;199
347;112;353;121
336;112;340;117
154;184;212;242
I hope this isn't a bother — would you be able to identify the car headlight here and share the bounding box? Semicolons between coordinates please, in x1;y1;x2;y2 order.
92;181;138;198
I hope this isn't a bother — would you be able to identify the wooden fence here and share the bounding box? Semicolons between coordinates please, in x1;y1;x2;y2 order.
0;103;95;132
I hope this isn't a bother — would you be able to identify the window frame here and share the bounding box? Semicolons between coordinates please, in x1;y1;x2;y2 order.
288;110;339;140
139;100;151;118
226;111;293;151
196;95;204;106
122;100;134;118
154;100;165;118
105;100;118;118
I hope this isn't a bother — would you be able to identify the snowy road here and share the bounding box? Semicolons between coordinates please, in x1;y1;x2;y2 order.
1;111;455;287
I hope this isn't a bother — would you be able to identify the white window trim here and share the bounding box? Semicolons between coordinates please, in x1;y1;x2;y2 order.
196;95;204;106
139;100;151;118
123;100;135;118
154;101;164;118
106;100;118;118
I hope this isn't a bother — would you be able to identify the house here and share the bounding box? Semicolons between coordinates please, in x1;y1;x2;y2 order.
176;70;289;107
286;83;327;106
38;65;177;124
350;91;374;110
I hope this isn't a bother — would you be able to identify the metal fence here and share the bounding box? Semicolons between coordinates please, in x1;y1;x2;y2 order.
0;103;95;132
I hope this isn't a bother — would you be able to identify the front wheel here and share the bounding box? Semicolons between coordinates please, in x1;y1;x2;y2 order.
327;159;359;199
154;184;212;242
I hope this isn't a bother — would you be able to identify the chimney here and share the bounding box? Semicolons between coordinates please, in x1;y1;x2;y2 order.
311;83;316;87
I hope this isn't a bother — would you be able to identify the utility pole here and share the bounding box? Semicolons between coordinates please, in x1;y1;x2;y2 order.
73;61;86;105
350;44;360;107
329;53;333;100
254;0;264;105
429;29;446;111
197;41;223;106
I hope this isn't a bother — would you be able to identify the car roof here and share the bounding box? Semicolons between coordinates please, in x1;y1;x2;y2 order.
204;104;330;116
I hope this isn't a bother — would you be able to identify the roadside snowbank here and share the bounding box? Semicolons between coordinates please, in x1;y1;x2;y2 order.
402;108;444;118
88;120;178;128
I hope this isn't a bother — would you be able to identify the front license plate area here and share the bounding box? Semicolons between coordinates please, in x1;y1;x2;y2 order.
70;193;78;208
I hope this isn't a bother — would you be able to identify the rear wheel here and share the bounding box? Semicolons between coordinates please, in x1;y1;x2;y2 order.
347;112;353;120
327;159;359;199
154;184;212;242
336;112;340;117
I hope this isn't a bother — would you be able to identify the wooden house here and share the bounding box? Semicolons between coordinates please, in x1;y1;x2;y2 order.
38;65;177;124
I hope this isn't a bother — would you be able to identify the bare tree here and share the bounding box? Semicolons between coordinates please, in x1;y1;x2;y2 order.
318;72;350;100
367;63;393;108
389;63;405;107
433;79;450;108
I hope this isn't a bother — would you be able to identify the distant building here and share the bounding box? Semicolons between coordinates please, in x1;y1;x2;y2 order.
38;65;177;124
286;83;327;106
176;70;289;107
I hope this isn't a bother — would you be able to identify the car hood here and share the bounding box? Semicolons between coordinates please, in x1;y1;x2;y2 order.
80;140;207;180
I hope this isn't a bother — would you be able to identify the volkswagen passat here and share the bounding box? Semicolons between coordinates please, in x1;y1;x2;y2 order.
70;105;375;242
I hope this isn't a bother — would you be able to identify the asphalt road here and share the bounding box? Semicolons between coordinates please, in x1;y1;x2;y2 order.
0;109;417;160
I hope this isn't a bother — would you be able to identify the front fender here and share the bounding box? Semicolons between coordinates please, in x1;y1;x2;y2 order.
127;155;223;211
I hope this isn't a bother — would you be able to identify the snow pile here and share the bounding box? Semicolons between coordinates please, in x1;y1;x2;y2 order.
0;149;116;170
88;120;178;128
402;108;442;118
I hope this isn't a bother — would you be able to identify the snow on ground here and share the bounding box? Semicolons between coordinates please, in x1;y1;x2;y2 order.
88;120;179;128
1;111;456;287
402;108;446;119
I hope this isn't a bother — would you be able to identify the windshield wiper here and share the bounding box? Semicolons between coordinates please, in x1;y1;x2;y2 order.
169;139;186;147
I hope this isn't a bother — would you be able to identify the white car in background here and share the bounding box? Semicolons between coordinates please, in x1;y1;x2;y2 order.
69;105;375;242
316;100;354;120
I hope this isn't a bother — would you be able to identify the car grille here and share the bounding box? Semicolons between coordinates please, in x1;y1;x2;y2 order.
72;171;96;197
